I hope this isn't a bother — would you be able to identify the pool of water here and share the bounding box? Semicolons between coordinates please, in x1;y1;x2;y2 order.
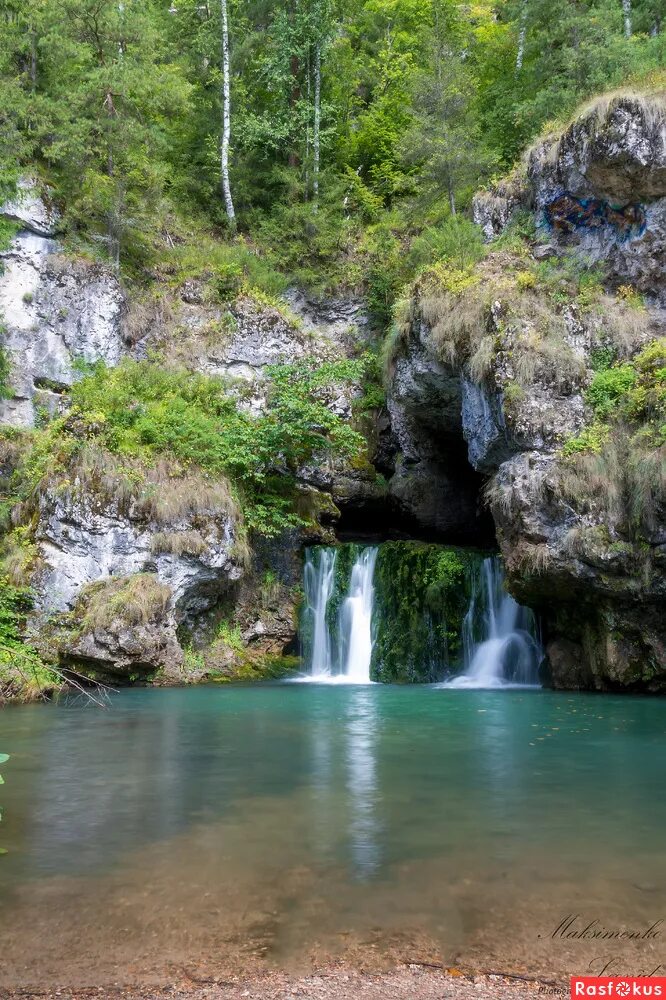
1;684;665;988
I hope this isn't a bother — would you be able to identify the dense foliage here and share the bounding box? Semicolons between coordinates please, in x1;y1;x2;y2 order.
0;0;663;296
2;357;368;536
564;337;666;454
372;542;483;682
0;576;54;703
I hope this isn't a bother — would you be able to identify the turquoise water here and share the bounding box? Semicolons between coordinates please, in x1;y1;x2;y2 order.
1;684;665;986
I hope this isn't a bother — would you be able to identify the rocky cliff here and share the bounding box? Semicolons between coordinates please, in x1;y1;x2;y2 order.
388;90;666;691
1;90;664;698
0;184;381;694
0;181;124;427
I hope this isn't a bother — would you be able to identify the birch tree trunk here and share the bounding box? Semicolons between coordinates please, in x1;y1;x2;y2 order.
313;42;321;208
305;46;311;199
622;0;632;36
29;29;37;91
515;0;527;74
104;91;121;271
448;176;456;217
220;0;236;226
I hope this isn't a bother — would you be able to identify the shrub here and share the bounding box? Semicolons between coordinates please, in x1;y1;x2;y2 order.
590;346;617;372
516;270;537;291
616;284;646;310
0;340;13;401
408;216;485;273
586;364;637;418
0;577;57;704
0;219;18;253
562;422;610;456
216;621;244;653
9;357;368;538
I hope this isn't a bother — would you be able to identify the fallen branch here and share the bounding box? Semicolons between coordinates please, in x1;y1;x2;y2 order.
482;970;566;988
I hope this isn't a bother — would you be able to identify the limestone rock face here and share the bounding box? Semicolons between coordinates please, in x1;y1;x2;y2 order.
461;378;512;472
389;284;664;688
139;287;377;518
65;599;184;680
385;321;493;542
389;93;666;691
34;477;244;624
49;571;187;680
141;290;368;419
527;96;666;302
475;94;666;302
0;183;124;427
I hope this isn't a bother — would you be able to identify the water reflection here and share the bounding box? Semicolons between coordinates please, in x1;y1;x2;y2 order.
305;686;382;878
345;687;381;877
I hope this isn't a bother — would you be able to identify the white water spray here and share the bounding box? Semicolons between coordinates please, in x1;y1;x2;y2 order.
301;546;378;683
302;548;338;677
339;547;378;684
445;557;541;689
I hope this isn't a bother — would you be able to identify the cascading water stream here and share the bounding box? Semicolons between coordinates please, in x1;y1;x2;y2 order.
301;546;540;688
339;547;378;683
301;546;378;683
302;547;338;677
445;557;542;689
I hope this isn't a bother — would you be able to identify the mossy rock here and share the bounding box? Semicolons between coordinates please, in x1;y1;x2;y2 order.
371;542;487;683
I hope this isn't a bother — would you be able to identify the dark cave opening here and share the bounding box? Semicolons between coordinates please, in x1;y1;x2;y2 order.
334;432;497;547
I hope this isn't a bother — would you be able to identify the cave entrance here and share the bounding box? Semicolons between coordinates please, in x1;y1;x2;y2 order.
334;421;496;547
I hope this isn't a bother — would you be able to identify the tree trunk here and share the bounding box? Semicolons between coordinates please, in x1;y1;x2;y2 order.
104;91;121;271
313;42;321;208
515;0;527;74
622;0;632;36
220;0;235;225
288;54;301;168
448;177;456;217
29;29;37;91
118;2;125;57
305;46;311;199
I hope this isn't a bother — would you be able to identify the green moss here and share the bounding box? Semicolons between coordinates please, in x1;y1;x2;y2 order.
371;542;485;683
207;652;300;683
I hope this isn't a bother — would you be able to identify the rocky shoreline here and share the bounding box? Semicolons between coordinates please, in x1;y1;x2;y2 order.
2;965;562;1000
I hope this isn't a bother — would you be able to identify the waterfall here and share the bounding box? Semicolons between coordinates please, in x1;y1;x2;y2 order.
444;557;542;689
300;546;377;683
339;547;378;683
302;547;338;677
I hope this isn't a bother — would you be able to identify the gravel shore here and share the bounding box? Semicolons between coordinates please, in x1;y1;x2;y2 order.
3;964;566;1000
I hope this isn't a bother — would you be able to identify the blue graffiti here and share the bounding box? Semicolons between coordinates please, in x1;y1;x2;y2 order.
544;194;646;241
